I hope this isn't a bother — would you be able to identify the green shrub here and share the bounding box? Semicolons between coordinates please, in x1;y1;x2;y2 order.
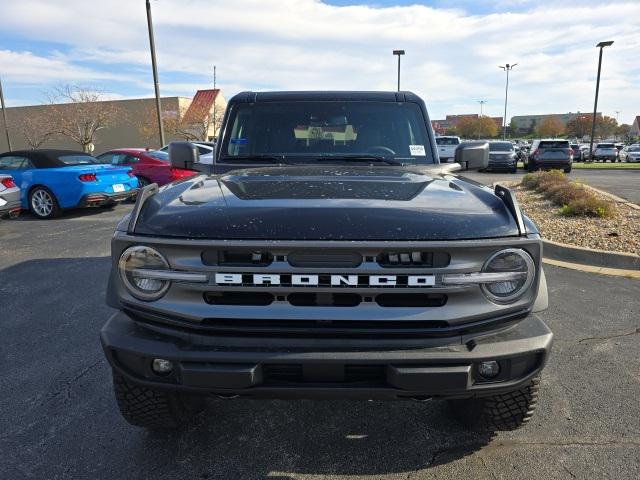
546;183;586;205
535;170;567;193
558;204;573;216
565;196;616;218
522;169;616;218
521;172;540;189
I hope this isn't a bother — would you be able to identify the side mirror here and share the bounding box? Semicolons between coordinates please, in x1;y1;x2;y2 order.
454;141;489;170
169;141;200;170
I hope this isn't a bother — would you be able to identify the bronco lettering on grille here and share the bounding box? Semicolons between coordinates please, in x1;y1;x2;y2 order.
214;273;435;287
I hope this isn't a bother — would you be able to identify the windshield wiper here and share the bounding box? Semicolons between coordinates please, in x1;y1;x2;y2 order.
314;155;403;166
219;155;287;164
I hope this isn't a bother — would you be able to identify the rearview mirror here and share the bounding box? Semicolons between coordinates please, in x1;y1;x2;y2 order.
454;141;489;170
169;141;200;170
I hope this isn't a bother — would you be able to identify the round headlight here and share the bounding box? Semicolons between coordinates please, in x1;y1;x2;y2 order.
119;246;170;301
481;248;535;303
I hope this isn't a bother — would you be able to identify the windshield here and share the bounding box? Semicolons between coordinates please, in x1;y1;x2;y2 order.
539;141;569;149
147;151;169;161
489;142;513;152
628;146;640;152
435;137;460;146
59;154;100;165
597;143;614;148
221;101;433;164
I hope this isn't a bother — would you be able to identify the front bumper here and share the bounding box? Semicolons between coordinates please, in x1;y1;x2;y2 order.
485;161;516;171
101;311;553;400
78;188;139;207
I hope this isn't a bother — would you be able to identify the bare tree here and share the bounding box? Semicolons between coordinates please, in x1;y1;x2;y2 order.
47;85;121;152
13;113;57;149
175;104;224;142
139;102;225;144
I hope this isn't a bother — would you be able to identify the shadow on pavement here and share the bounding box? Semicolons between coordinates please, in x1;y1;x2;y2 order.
137;398;494;478
1;257;494;479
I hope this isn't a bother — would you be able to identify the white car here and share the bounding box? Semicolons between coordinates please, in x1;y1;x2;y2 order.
620;145;640;162
435;136;461;162
592;143;619;162
161;141;215;165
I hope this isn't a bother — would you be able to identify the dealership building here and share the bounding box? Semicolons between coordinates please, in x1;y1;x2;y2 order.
0;89;226;154
509;112;602;135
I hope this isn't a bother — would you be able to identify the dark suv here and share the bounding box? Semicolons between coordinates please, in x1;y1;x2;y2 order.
525;139;573;173
101;91;552;432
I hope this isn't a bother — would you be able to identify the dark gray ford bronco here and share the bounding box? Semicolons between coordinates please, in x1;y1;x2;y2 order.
102;91;551;431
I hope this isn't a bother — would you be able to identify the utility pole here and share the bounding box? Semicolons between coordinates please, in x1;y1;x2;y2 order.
498;63;517;140
477;100;486;139
146;0;165;147
393;50;405;92
588;41;613;161
0;75;11;151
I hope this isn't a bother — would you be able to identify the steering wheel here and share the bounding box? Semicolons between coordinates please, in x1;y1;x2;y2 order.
366;146;396;155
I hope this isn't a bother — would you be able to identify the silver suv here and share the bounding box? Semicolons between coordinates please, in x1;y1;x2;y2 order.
593;143;619;162
525;139;573;173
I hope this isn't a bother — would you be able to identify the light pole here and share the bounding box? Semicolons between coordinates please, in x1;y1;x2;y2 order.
498;63;517;140
588;41;613;161
0;75;11;151
393;50;405;92
146;0;165;148
477;100;486;139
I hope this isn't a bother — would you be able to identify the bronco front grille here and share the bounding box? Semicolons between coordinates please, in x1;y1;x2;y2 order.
199;249;449;269
116;235;542;336
203;291;447;308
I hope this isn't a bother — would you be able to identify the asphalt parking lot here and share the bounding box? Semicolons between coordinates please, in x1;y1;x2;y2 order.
465;168;640;204
1;203;639;480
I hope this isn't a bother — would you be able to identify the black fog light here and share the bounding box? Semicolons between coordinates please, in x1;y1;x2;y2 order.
478;360;500;379
152;358;173;375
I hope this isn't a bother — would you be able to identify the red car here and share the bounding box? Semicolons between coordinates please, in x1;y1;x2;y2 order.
96;148;198;187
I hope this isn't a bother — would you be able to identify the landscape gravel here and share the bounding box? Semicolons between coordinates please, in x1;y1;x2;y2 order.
514;185;640;256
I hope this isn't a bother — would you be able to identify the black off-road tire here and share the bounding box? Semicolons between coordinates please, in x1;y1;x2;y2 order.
448;375;540;432
564;166;572;173
112;370;204;429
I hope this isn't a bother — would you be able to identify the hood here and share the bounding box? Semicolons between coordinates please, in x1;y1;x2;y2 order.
133;166;519;240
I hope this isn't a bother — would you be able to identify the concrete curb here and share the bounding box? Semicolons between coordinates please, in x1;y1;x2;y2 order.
543;258;640;279
492;181;640;276
580;184;640;210
543;238;640;271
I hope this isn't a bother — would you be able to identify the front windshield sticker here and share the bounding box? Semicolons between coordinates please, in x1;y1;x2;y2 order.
230;138;248;145
409;145;426;156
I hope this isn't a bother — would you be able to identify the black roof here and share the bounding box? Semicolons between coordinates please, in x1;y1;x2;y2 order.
230;91;422;103
0;149;93;168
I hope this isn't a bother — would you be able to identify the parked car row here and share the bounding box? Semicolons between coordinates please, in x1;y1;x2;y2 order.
0;147;200;220
463;139;640;174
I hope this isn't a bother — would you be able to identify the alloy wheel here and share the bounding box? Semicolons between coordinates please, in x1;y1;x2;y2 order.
31;189;54;217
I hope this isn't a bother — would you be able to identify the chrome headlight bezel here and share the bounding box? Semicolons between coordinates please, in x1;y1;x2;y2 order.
118;245;171;301
480;248;536;304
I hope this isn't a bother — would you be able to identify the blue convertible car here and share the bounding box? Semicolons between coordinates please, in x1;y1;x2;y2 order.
0;149;139;219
